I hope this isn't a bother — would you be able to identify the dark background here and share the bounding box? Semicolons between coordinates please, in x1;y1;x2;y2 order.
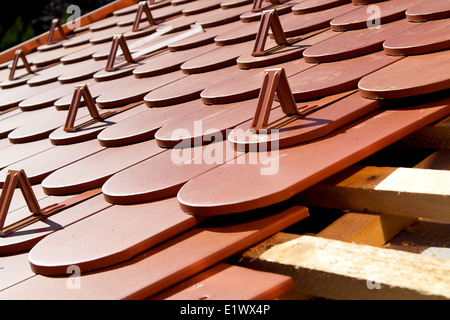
0;0;115;51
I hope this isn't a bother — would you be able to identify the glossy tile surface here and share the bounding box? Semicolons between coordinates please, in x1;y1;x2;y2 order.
151;263;295;300
178;98;450;215
0;0;448;300
1;205;308;299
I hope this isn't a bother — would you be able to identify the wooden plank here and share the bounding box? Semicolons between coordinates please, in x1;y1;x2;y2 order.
395;115;450;149
316;148;450;245
295;165;450;221
237;234;450;300
415;149;450;170
381;148;450;256
385;217;450;257
238;146;450;299
317;212;415;247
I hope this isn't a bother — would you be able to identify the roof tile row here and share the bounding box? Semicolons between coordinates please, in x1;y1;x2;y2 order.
0;0;448;299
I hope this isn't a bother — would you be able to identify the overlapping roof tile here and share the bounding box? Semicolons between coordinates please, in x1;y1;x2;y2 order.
0;0;448;300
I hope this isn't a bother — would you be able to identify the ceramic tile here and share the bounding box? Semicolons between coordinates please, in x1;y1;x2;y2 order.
0;0;448;300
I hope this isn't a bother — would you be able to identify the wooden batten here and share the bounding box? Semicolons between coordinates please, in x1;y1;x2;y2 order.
238;234;450;300
312;148;450;246
295;165;450;221
396;116;450;150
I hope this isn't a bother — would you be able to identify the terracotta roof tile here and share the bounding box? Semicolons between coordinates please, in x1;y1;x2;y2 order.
0;0;448;300
177;97;449;215
359;50;450;99
405;1;450;22
0;139;54;170
0;139;105;186
17;81;96;112
281;3;358;36
303;18;415;62
41;139;164;195
27;196;203;275
97;98;206;146
3;205;307;298
133;43;217;76
240;0;295;22
1;107;57;137
221;0;253;9
288;51;401;100
102;139;241;204
292;0;352;14
48;102;147;144
60;42;109;64
151;262;295;300
383;18;450;56
0;193;109;255
330;0;426;31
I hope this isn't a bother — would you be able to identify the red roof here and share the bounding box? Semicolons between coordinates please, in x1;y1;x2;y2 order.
0;0;448;300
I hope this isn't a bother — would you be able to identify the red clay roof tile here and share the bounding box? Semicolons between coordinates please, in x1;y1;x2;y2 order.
181;40;255;74
359;50;450;99
0;139;54;170
0;0;448;300
281;3;358;36
102;140;241;204
0;193;109;255
303;18;415;62
0;107;58;137
288;51;402;100
41;139;163;195
133;42;217;76
0;139;105;186
330;0;426;31
151;263;295;300
383;18;450;56
28;196;203;275
8;106;91;143
3;205;307;298
228;90;375;150
17;81;95;112
0;82;60;109
48;102;147;145
97;98;206;147
178;98;450;215
405;1;450;22
240;1;295;22
292;0;351;14
221;0;253;9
